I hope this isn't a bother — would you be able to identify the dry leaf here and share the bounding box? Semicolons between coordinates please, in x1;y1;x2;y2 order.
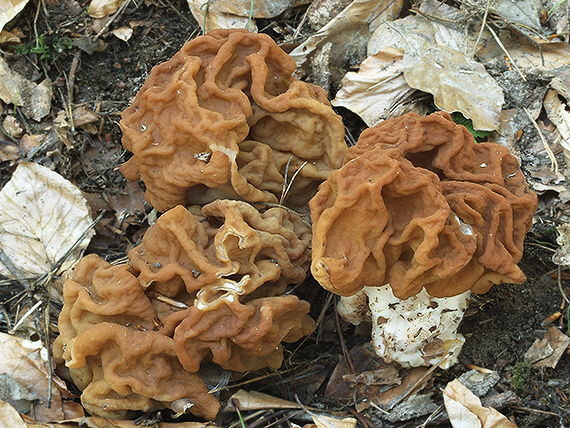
79;417;216;427
0;400;27;428
365;9;504;131
0;0;29;33
111;26;133;42
0;29;21;44
524;326;570;368
290;0;403;71
554;223;570;266
311;414;357;428
491;0;542;31
87;0;125;18
544;88;570;174
443;379;516;428
0;162;94;279
225;389;300;411
0;333;84;423
332;47;420;126
0;56;52;121
402;35;504;131
188;0;257;32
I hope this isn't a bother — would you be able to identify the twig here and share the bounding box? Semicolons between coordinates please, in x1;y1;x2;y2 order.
334;296;355;373
511;405;559;416
44;293;53;408
9;300;43;334
388;353;450;410
67;50;82;132
280;161;308;205
486;24;527;81
94;0;132;41
470;0;491;57
523;107;559;175
418;404;445;427
557;266;570;305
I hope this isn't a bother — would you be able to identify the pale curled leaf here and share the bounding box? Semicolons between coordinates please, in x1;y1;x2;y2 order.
402;36;504;131
87;0;125;18
226;389;300;411
443;379;516;428
0;0;29;33
332;48;418;126
0;162;94;279
111;26;133;42
312;414;357;428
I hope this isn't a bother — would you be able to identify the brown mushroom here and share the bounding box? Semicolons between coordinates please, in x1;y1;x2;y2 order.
120;29;346;212
310;111;537;367
53;255;220;420
54;200;314;419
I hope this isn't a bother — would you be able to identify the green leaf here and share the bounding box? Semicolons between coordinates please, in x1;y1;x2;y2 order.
451;112;493;142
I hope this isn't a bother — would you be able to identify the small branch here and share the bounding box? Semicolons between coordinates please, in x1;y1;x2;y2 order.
523;107;559;175
486;24;527;81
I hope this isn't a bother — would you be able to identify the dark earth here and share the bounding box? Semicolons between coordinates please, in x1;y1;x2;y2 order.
1;0;569;427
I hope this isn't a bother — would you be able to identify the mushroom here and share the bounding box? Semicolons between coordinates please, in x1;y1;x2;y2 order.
54;200;315;419
310;112;537;368
120;29;346;211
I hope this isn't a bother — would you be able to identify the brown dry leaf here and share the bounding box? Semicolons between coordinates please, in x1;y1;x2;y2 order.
311;414;357;428
0;0;29;32
443;379;516;428
0;56;52;121
0;136;19;161
0;162;94;279
478;33;570;72
79;417;217;427
524;326;570;368
0;29;21;44
290;0;403;72
0;333;84;423
554;223;570;266
188;0;255;32
111;26;133;42
189;0;310;32
544;88;570;174
332;47;423;126
225;389;300;411
402;35;504;131
0;400;27;428
87;0;125;18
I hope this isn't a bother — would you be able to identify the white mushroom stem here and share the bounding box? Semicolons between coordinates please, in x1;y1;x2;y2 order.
338;284;471;369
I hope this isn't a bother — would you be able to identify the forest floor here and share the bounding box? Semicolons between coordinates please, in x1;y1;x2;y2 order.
1;0;570;427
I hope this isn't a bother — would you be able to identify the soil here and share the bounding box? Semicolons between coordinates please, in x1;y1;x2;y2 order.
1;1;570;427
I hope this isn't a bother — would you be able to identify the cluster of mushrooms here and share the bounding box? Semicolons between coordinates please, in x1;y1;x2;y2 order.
54;29;538;420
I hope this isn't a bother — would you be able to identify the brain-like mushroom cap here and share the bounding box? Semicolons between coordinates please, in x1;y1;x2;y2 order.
54;200;314;419
310;112;537;299
120;28;346;211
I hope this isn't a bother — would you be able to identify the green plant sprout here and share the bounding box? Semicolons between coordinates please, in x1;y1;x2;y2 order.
16;34;73;61
451;112;493;142
507;361;532;393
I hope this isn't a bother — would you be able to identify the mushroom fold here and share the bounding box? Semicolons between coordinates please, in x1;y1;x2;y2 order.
310;111;537;367
54;200;314;419
120;29;346;211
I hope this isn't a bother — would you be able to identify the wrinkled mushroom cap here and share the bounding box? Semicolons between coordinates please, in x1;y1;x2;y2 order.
54;200;315;419
310;112;537;299
120;29;346;211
